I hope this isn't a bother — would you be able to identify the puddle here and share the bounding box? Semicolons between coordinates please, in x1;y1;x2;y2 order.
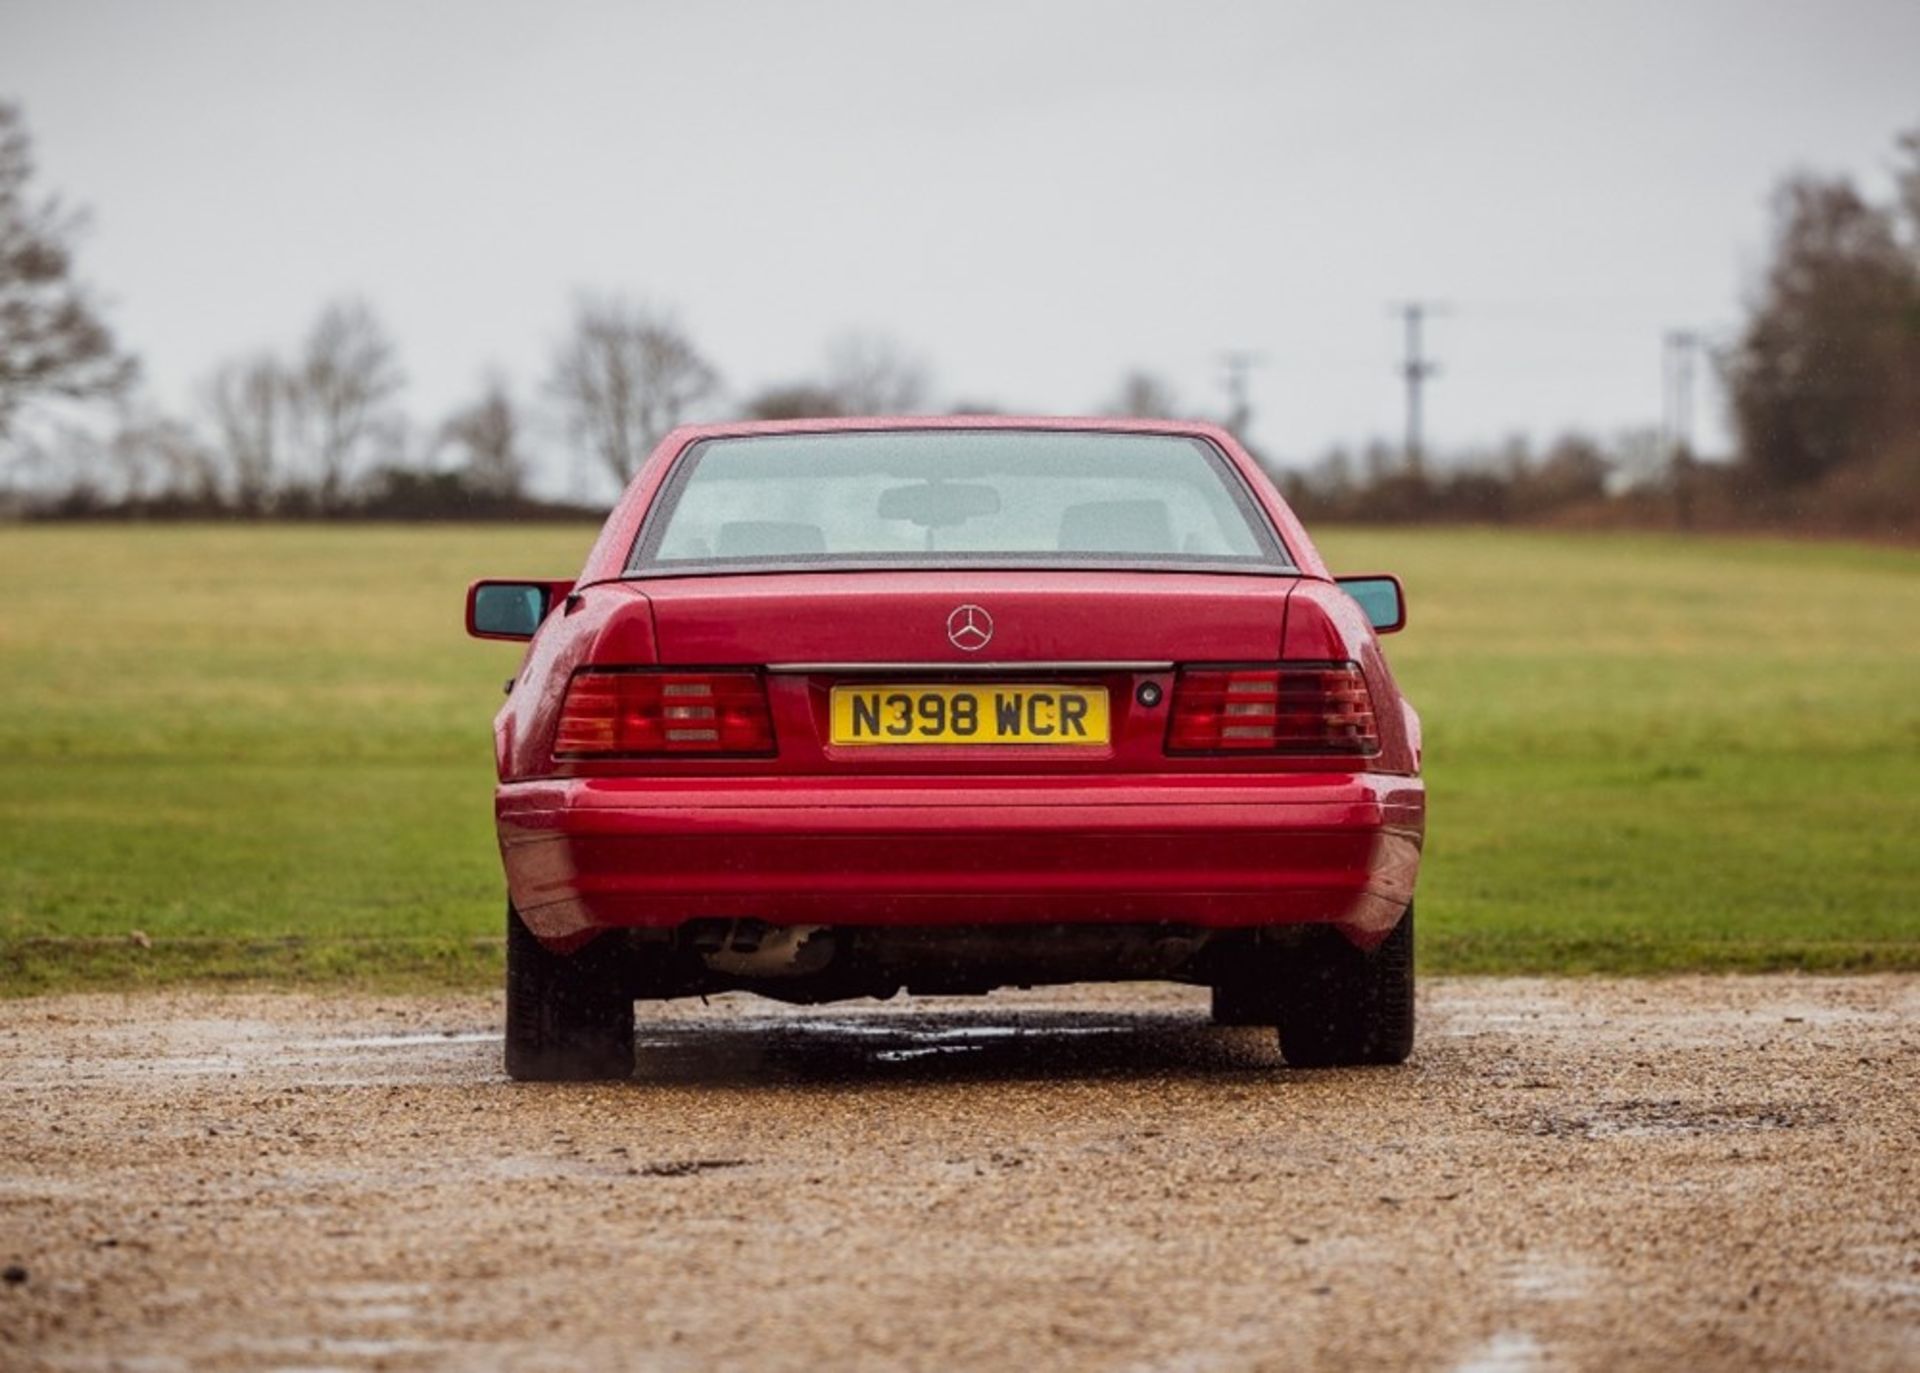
777;1020;1131;1041
291;1031;497;1050
1836;1273;1920;1304
1502;1254;1593;1301
228;1332;443;1362
1521;1098;1834;1140
325;1281;432;1302
796;1020;1132;1061
617;1008;1262;1083
875;1045;982;1061
1453;1331;1546;1373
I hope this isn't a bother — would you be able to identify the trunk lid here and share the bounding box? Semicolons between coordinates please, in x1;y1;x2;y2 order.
617;570;1302;775
634;570;1297;665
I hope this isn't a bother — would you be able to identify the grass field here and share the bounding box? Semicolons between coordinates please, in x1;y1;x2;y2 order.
2;523;1916;991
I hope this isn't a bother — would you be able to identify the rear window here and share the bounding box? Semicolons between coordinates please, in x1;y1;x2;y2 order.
628;430;1290;574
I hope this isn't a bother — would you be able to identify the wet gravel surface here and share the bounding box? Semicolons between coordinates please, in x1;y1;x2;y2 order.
1;977;1916;1371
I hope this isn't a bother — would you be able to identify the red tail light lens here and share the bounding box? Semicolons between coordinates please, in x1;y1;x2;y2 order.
553;670;776;757
1167;663;1379;755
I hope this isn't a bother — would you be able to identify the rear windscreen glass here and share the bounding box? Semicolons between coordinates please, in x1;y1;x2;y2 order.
628;431;1290;573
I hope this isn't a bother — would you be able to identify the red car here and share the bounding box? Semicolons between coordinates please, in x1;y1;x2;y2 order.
467;417;1423;1079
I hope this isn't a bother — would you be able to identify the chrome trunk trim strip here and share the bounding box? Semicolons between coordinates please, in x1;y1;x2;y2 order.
767;661;1174;673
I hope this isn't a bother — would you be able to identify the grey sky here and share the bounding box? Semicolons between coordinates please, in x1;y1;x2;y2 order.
6;0;1918;491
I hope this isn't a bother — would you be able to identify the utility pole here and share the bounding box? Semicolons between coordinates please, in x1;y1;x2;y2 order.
1391;303;1444;477
1218;350;1265;446
1664;330;1699;529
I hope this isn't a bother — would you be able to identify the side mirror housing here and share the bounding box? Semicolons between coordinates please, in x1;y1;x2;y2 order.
1335;574;1406;633
466;579;574;640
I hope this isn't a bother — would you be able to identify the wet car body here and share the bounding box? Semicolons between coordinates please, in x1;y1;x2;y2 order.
469;417;1424;1077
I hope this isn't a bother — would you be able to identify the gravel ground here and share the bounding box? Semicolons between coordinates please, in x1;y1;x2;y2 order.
1;976;1915;1372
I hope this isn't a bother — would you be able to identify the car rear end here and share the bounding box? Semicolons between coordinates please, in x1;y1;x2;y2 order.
473;420;1424;1077
498;571;1420;939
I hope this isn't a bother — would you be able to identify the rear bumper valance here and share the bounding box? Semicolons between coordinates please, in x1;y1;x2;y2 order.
498;774;1423;946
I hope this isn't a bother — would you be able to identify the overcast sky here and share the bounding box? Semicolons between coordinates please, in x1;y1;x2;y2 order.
6;0;1918;491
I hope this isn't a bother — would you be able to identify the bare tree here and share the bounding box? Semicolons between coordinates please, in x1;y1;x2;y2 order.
0;101;136;443
55;408;208;506
14;421;108;505
144;414;219;506
1606;426;1669;494
1509;433;1609;517
105;423;155;503
822;330;929;415
204;353;288;512
440;376;525;499
1313;444;1356;502
740;383;845;421
1102;369;1181;419
287;298;404;508
1362;439;1400;485
549;296;719;486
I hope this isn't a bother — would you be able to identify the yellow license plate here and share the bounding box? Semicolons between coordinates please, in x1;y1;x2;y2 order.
830;684;1110;745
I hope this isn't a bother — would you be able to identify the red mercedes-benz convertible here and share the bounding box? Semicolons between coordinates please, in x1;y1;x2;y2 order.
467;417;1423;1079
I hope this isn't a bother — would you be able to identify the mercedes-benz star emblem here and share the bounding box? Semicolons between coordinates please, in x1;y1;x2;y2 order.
946;604;993;652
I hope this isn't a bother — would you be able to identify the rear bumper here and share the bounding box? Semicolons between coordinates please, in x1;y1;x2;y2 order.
497;774;1424;948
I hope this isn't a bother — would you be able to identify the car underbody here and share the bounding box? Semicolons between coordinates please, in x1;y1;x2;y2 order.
617;919;1313;1005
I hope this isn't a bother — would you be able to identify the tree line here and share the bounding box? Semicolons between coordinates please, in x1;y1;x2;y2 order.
0;99;946;520
2;96;1916;534
1277;123;1920;536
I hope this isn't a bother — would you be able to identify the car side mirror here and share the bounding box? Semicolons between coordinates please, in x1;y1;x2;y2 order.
1335;574;1406;633
467;579;574;640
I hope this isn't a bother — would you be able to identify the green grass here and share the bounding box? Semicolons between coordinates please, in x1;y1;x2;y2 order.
1;523;1916;992
1314;528;1920;973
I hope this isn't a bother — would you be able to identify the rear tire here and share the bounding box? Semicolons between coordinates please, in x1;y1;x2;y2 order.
1210;977;1278;1026
504;904;634;1082
1275;906;1415;1068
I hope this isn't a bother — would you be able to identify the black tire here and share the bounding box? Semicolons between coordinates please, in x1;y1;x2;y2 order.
504;904;634;1081
1275;906;1415;1068
1210;976;1279;1026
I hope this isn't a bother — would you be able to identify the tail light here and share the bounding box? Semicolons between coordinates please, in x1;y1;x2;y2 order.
553;670;775;757
1167;662;1379;755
